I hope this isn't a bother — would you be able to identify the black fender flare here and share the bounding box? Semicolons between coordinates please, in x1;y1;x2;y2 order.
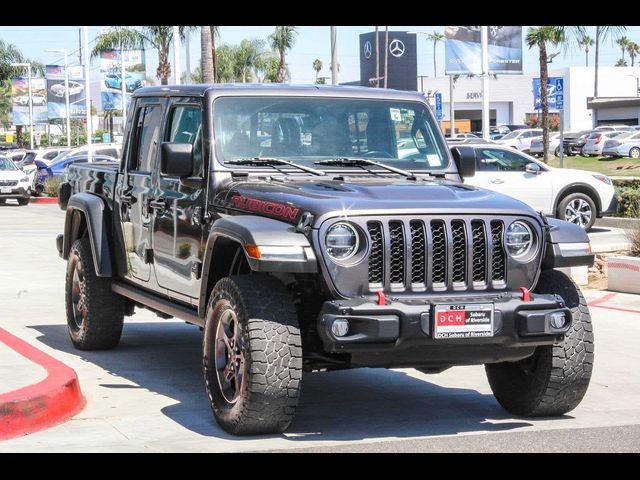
553;183;602;217
541;217;594;269
62;192;113;277
198;215;318;317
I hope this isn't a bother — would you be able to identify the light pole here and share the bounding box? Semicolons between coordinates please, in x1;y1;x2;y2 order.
10;63;34;149
83;26;93;162
46;48;71;147
330;26;338;84
173;26;181;85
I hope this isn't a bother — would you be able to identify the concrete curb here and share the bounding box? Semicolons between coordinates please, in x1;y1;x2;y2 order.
0;328;85;441
28;197;58;205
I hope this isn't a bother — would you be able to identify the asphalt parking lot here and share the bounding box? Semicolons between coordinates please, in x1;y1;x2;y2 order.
1;203;639;452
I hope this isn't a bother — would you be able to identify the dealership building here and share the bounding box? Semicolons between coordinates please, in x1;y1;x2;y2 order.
418;66;640;132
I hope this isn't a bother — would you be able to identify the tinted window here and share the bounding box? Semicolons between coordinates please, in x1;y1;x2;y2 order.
96;148;119;159
167;105;203;176
129;104;162;172
477;148;531;172
43;151;59;160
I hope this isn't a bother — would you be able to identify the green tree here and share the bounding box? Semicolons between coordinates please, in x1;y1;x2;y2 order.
92;27;191;85
628;42;640;67
526;26;567;164
269;26;297;83
312;58;322;82
615;58;628;67
578;35;594;67
616;35;631;63
426;31;445;77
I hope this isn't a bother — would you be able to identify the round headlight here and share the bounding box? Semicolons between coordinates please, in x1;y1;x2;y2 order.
506;221;534;259
325;222;359;261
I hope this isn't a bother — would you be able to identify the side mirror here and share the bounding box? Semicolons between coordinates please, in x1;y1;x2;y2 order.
160;142;193;178
525;162;541;175
450;146;476;178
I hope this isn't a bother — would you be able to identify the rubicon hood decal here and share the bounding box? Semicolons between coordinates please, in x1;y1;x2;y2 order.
230;195;300;221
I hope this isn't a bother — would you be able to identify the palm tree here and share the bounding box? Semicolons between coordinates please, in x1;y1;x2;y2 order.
312;58;322;82
616;35;630;63
426;31;445;77
210;27;219;83
593;27;626;97
615;58;628;67
269;26;298;83
628;42;640;67
578;35;594;67
201;26;214;83
92;27;189;85
526;26;567;164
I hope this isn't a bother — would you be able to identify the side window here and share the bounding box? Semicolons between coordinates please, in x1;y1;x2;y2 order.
97;148;118;159
129;104;162;172
477;148;530;172
167;105;203;176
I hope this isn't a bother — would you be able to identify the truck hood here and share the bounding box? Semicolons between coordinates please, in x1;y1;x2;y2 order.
213;175;540;226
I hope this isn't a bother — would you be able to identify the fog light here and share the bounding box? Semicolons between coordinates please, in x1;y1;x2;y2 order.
550;312;566;329
331;318;350;337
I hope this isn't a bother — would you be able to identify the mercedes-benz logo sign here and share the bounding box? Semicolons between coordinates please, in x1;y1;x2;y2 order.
364;41;372;59
389;39;405;58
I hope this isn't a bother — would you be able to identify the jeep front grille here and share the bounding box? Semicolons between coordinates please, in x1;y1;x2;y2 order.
365;218;506;292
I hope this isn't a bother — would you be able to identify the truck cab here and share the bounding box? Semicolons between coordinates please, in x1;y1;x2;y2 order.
57;84;595;436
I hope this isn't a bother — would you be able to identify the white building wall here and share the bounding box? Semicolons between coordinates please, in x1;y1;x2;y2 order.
419;66;640;132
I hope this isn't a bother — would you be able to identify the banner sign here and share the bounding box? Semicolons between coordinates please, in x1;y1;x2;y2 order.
45;64;86;119
11;77;48;125
445;26;523;75
359;31;417;91
100;50;146;111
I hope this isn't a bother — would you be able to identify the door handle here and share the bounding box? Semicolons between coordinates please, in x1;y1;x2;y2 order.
490;179;504;184
120;193;134;206
149;198;167;211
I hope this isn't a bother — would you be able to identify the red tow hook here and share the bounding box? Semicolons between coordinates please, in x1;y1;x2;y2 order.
520;287;531;302
376;291;387;306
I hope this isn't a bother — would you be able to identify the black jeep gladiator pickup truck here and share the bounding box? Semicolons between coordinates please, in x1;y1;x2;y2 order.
57;84;594;435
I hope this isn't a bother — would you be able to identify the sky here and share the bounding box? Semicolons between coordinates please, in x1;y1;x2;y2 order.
1;25;639;85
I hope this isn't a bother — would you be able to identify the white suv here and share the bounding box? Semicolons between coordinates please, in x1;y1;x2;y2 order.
496;128;542;153
465;144;617;231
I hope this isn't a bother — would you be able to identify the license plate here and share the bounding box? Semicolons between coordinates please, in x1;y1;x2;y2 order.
0;187;11;194
433;303;494;339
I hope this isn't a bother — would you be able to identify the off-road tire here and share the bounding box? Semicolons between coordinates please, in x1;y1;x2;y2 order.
485;270;594;417
554;146;561;157
203;275;302;435
17;198;29;206
557;192;597;231
65;238;124;350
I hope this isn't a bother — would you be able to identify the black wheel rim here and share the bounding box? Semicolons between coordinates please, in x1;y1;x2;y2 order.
564;198;592;228
214;308;245;404
71;258;87;329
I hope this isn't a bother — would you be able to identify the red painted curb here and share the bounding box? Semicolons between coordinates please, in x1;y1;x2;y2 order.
0;329;85;441
28;197;58;204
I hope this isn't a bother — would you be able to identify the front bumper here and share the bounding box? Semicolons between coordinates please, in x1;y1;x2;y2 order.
317;291;571;368
602;193;619;216
0;186;30;199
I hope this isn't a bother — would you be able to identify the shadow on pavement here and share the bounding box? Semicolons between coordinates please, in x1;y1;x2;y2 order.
31;321;533;443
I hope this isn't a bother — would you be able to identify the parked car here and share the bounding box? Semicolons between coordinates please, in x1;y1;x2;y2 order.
604;139;640;159
47;153;116;180
582;131;626;157
489;132;505;141
56;143;122;162
49;80;84;98
602;131;640;157
496;124;528;133
0;156;31;205
561;130;592;156
464;144;617;230
594;125;636;132
4;149;26;165
104;73;143;92
530;132;562;157
495;128;542;153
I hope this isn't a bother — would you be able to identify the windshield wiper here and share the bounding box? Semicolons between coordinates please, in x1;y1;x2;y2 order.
314;157;419;179
225;157;325;176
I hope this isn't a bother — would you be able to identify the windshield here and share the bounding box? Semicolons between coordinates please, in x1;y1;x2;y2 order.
0;157;17;170
500;131;521;140
213;97;449;171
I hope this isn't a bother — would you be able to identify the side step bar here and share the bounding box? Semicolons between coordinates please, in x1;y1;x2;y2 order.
112;281;204;327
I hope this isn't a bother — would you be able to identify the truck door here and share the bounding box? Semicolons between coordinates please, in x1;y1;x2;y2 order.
151;98;206;300
118;97;165;284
